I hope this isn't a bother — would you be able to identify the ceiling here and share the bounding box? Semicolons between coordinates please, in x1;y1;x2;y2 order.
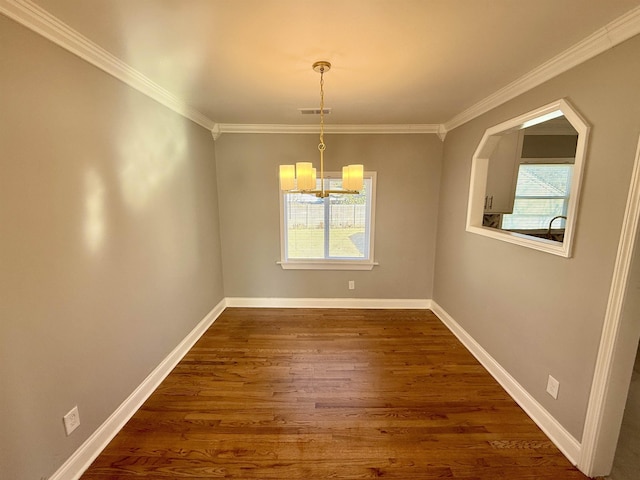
11;0;640;128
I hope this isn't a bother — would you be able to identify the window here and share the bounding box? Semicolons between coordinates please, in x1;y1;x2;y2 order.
501;164;573;231
279;172;376;270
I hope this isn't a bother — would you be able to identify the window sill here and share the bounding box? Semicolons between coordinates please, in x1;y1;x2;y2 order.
278;260;378;271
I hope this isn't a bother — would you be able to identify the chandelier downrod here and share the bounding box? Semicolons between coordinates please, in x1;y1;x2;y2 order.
315;61;329;197
279;61;363;198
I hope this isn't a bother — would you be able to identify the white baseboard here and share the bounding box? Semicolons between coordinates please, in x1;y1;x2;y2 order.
49;299;226;480
429;301;582;465
50;297;580;479
225;297;432;309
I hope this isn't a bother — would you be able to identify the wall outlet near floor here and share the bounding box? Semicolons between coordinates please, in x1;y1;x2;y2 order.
63;406;80;435
546;375;560;399
348;280;355;290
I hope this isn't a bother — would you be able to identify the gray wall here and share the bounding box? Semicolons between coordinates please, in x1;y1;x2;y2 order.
215;133;442;299
433;35;640;440
4;5;640;479
0;17;225;479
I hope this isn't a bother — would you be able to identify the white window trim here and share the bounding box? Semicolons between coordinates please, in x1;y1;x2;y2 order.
279;172;377;270
278;260;378;271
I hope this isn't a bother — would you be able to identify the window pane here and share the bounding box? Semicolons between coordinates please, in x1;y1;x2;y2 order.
328;178;369;259
514;164;573;197
285;193;324;259
504;198;567;229
282;174;374;263
502;164;572;231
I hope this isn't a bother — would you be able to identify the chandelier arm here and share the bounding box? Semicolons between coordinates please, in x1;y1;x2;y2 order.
291;189;359;198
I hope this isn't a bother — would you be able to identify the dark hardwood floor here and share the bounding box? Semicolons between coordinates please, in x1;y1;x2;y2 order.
81;308;589;479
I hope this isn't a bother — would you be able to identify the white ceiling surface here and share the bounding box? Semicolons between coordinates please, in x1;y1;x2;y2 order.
24;0;640;127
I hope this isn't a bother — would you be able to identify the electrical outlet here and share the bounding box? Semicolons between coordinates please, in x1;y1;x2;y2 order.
348;280;355;290
546;375;560;399
63;406;80;436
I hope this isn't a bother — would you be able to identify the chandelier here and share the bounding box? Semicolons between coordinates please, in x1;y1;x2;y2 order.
279;61;363;198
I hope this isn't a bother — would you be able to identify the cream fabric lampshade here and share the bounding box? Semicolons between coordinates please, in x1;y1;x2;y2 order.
342;166;351;190
296;162;314;191
279;165;295;191
344;165;363;191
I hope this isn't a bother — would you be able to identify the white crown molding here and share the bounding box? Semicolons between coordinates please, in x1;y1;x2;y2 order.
0;1;443;139
443;5;640;133
0;0;215;130
213;123;441;138
4;0;639;140
436;124;447;141
211;123;222;141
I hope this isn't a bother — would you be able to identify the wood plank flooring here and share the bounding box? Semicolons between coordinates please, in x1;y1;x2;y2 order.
81;308;589;479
